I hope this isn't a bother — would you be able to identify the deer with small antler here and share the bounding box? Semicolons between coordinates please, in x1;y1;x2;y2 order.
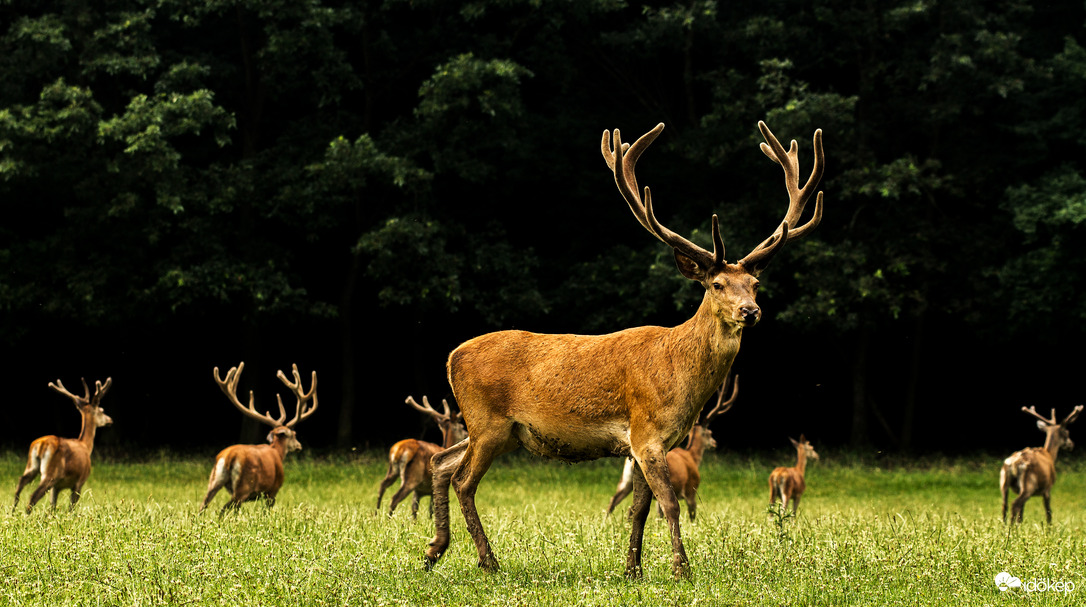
376;396;468;519
607;374;738;521
425;120;824;579
13;377;113;513
1000;405;1082;524
768;434;819;514
200;362;318;514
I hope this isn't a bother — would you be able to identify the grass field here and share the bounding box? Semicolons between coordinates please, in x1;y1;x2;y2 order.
1;449;1083;606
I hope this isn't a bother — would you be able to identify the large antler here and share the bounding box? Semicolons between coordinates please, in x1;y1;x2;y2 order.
739;122;825;270
49;377;112;408
602;124;726;270
277;364;318;429
1061;405;1083;426
702;374;739;425
213;362;288;429
1021;405;1058;426
405;395;461;425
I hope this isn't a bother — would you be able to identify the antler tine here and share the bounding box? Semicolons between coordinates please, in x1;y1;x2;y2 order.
48;378;90;405
405;395;448;421
213;362;282;429
279;364;318;428
1020;405;1056;426
91;377;113;406
740;122;825;269
602;124;724;269
1061;405;1083;426
703;374;739;424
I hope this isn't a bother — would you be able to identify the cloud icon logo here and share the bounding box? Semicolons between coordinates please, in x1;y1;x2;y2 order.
995;571;1022;591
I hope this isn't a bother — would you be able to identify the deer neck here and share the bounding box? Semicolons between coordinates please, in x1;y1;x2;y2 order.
77;410;98;453
686;428;708;467
670;292;743;400
1043;429;1063;461
268;435;289;460
794;446;808;476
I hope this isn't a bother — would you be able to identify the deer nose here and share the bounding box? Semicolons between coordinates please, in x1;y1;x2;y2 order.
739;305;761;323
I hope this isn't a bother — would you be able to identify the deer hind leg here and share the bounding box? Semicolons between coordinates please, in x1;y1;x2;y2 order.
426;439;470;569
450;429;518;572
625;465;654;579
1010;490;1032;524
200;459;230;513
388;458;425;517
632;445;689;580
376;460;401;514
999;467;1011;522
410;492;422;520
790;494;801;514
12;469;41;513
1042;490;1052;525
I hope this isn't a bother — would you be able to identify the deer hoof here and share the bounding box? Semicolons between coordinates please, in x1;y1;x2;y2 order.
478;554;500;573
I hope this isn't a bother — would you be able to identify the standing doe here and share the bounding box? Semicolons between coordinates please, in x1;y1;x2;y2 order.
606;374;739;521
376;395;467;519
13;377;113;513
768;434;819;514
424;120;825;579
1000;405;1082;524
200;362;318;514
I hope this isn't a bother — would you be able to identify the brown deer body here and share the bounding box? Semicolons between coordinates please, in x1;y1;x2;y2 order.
768;435;819;514
13;378;113;513
377;396;467;519
426;121;824;579
607;375;738;520
200;362;318;514
1000;405;1081;524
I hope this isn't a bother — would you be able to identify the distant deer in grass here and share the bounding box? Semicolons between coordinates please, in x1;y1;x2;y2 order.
200;362;318;514
13;378;113;513
606;374;738;521
376;395;467;519
1000;405;1082;524
425;120;825;579
768;435;819;514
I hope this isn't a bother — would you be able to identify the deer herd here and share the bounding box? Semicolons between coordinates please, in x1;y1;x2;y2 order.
10;121;1084;580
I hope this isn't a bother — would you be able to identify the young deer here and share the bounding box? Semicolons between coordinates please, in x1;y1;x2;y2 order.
768;435;819;514
426;120;824;579
13;378;113;513
606;375;738;521
1000;405;1082;524
200;362;318;514
376;395;468;519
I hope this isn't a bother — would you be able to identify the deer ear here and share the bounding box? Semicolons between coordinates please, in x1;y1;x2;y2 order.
1037;420;1050;432
789;437;800;448
674;250;708;281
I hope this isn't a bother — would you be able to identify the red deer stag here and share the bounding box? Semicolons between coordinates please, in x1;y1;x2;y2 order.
13;377;113;513
768;435;819;514
606;374;739;521
425;120;824;579
1000;405;1082;524
200;362;318;514
376;395;468;519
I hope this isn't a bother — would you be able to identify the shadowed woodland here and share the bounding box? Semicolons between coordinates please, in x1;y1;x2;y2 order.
2;0;1085;455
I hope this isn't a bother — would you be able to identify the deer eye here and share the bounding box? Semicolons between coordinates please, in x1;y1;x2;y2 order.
712;283;724;291
752;281;760;292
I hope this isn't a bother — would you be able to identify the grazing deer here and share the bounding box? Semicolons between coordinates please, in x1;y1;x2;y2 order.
376;395;468;519
425;120;824;579
200;362;318;514
606;374;739;521
13;378;113;513
1000;405;1082;524
768;435;819;514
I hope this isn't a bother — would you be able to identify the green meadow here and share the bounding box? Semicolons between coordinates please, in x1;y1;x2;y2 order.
1;451;1083;606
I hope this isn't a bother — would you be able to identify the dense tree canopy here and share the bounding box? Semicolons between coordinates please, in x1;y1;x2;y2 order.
2;0;1084;454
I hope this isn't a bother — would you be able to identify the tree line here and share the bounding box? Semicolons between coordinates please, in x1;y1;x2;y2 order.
2;0;1084;453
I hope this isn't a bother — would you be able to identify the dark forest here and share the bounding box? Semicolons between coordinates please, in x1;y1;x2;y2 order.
3;0;1085;456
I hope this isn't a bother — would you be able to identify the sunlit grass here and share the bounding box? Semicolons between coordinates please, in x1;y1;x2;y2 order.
1;450;1084;605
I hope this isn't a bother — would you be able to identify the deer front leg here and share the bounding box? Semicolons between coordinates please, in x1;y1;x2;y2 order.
625;468;653;579
635;446;690;580
425;440;469;569
451;433;517;572
1042;491;1052;525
